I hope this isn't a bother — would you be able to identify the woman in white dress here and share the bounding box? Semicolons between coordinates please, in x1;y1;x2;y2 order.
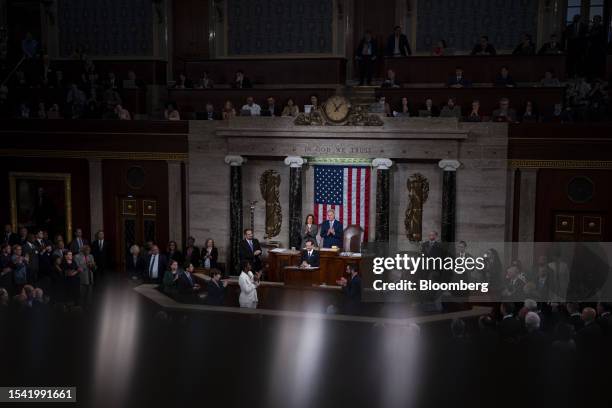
238;261;261;309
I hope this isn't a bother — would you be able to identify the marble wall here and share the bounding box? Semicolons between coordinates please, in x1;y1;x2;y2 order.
188;119;508;263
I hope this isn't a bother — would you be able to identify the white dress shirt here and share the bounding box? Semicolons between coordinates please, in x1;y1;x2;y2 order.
241;103;261;116
149;254;159;279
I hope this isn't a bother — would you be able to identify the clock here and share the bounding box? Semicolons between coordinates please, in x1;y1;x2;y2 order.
322;95;351;124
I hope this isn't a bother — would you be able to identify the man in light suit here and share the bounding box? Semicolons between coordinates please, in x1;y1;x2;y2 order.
320;209;343;249
300;239;320;267
145;244;168;284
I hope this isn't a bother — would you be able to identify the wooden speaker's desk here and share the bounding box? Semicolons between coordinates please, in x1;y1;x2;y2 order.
267;249;362;285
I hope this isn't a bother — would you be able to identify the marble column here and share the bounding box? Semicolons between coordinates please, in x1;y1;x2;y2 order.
167;161;183;248
88;159;104;237
225;155;245;275
284;156;306;249
372;158;393;242
438;159;461;243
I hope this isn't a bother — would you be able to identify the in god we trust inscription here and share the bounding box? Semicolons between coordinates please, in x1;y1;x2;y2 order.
303;144;372;155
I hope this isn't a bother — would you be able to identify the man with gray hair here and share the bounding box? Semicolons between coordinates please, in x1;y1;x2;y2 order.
524;311;541;332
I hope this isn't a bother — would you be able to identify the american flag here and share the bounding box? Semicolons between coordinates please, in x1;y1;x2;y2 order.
314;165;371;242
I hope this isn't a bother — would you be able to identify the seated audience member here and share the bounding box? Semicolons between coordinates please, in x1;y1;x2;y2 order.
355;30;377;86
200;101;221;120
419;98;439;117
494;66;516;87
198;71;214;89
184;237;200;266
338;264;362;314
539;69;561;87
439;97;461;118
238;260;260;309
126;70;146;89
164;102;180;120
520;101;539;122
538;34;564;55
162;260;181;293
471;35;496;55
381;69;400;88
222;100;236;119
370;96;391;115
320;209;343;249
241;96;261;116
232;70;252;89
47;103;62;119
385;25;412;57
512;33;536;55
206;269;227;306
173;72;193;89
281;98;300;117
126;244;145;280
300;239;320;268
177;263;201;295
395;96;411;117
239;229;262;272
262;96;281;117
543;103;573;123
306;94;320;113
491;97;517;122
431;39;447;56
114;104;131;120
301;214;319;248
201;238;218;270
447;67;471;88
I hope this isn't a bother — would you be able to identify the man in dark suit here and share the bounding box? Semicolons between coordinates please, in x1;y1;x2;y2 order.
238;229;262;272
576;307;603;351
69;228;88;255
232;70;252;89
17;227;29;246
355;30;378;86
385;25;411;57
198;102;222;120
447;67;472;88
421;231;444;258
145;245;168;284
299;239;320;267
596;302;611;336
340;264;362;314
261;96;281;117
538;34;564;55
2;224;18;246
471;35;497;55
177;264;200;295
566;302;584;332
320;209;343;249
499;302;522;343
206;269;227;306
91;230;111;278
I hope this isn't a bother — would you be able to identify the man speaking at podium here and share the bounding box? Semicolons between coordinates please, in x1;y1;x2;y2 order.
320;209;343;249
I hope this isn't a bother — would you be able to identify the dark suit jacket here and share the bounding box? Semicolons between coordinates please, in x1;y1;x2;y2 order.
567;313;584;333
200;247;219;269
184;246;201;266
320;220;343;248
356;38;378;58
239;239;262;271
206;280;226;306
2;232;18;246
447;76;472;87
471;44;497;55
300;249;320;267
145;253;168;283
196;111;222;120
343;274;362;314
261;105;282;117
499;315;522;343
69;238;89;255
167;250;184;264
91;239;112;270
232;77;252;89
177;271;197;294
385;34;412;56
421;240;444;258
126;254;146;277
576;322;603;351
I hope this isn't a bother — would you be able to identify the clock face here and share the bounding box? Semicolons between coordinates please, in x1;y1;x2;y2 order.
323;96;351;123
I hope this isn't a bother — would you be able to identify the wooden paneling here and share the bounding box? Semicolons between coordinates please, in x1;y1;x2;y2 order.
102;160;170;265
509;123;612;161
377;87;565;116
178;58;347;84
167;87;337;112
384;55;567;83
535;169;612;241
0;157;90;239
0;120;189;154
172;0;210;61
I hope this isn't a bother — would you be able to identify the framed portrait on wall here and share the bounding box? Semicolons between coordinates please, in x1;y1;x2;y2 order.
9;172;72;241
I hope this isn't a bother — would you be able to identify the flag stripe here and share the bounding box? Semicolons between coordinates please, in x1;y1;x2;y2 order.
364;168;371;241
